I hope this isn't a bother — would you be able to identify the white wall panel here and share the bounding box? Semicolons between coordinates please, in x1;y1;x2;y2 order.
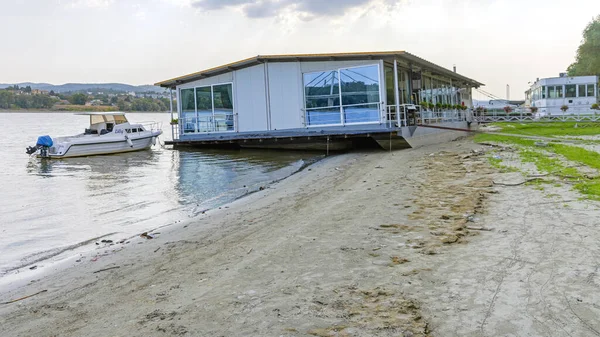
267;62;304;130
234;64;268;132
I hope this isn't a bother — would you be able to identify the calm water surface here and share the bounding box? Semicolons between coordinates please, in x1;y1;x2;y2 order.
0;112;319;278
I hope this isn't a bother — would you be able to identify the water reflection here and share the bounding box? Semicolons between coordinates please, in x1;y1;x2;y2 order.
173;148;321;213
26;150;159;177
26;158;54;176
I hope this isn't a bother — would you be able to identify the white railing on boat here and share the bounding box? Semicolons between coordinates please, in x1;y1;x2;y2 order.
136;121;163;133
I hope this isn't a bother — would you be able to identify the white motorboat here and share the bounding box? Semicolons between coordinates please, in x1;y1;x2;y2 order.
26;112;163;158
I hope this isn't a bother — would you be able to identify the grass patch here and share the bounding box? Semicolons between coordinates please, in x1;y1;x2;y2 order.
574;182;600;201
550;144;600;171
474;133;536;146
476;131;600;200
518;148;579;177
489;122;600;137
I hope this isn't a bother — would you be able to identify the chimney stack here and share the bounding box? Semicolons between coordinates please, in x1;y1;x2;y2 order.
453;64;456;73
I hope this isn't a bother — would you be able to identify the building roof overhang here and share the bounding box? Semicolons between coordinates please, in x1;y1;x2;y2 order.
155;51;484;89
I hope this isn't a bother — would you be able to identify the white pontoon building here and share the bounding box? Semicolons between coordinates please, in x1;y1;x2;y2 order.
525;74;599;115
156;51;483;150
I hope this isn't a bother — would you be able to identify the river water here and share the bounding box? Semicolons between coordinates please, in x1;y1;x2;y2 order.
0;112;319;283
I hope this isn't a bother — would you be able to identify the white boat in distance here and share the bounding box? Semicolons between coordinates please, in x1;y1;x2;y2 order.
26;112;163;158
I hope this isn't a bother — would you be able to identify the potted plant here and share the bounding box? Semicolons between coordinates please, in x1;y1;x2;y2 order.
560;105;569;112
170;118;179;125
530;106;538;113
591;103;599;110
427;102;435;111
419;101;429;110
435;102;442;111
503;106;513;114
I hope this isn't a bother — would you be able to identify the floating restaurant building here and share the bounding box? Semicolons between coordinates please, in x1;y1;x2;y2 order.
525;74;599;115
156;51;483;150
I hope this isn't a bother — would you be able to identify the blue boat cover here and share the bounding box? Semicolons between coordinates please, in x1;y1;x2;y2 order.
36;135;53;147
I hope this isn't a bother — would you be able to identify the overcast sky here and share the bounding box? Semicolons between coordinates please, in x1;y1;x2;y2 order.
1;0;598;99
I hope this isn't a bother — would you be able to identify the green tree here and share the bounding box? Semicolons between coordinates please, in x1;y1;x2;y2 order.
567;15;600;76
0;90;14;109
117;100;130;111
70;93;88;105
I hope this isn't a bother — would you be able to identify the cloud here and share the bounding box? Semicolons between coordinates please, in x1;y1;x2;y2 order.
191;0;397;18
67;0;115;8
192;0;256;10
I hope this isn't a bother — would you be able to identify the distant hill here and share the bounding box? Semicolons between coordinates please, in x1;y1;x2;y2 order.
0;82;164;93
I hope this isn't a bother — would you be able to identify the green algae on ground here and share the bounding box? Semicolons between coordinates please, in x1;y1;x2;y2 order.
489;122;600;138
474;128;600;200
550;143;600;171
474;133;537;146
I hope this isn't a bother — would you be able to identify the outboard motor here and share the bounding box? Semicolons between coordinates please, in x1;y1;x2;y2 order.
26;135;53;157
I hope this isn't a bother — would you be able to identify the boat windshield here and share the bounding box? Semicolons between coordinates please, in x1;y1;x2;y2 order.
89;114;128;125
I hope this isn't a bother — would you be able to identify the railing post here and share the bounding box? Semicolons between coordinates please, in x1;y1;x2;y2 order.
393;59;400;127
169;88;175;141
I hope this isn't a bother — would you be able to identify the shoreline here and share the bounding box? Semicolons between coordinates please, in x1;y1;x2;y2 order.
0;155;323;293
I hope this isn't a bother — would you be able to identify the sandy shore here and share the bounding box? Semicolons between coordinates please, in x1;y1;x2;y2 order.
2;138;600;336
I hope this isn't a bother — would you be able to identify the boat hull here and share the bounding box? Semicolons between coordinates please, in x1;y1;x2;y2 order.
40;134;159;159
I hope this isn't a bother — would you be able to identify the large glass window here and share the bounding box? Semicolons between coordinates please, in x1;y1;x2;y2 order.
542;86;546;99
180;83;235;133
399;70;409;104
180;88;196;133
213;84;234;131
421;76;432;103
556;85;564;98
196;86;212;132
385;66;395;106
587;84;596;97
547;86;556;99
566;85;576;98
340;65;380;123
304;70;340;125
304;64;381;126
578;84;586;97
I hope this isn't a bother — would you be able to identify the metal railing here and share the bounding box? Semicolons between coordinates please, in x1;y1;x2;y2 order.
137;121;163;133
179;115;235;134
418;110;467;124
474;110;600;123
305;103;382;126
385;105;406;127
385;105;467;127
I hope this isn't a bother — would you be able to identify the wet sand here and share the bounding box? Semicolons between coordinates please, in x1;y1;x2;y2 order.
1;138;599;336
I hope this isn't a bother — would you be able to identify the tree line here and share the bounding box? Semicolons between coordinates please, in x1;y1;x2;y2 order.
0;88;172;112
0;90;57;109
116;97;170;112
568;15;600;76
